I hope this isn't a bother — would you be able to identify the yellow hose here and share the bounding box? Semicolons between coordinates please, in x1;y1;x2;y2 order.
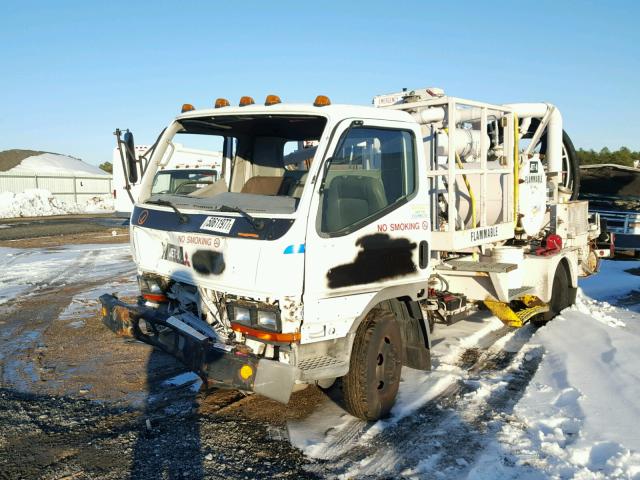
513;113;522;232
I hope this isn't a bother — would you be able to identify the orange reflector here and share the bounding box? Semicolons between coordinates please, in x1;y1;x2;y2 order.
231;323;301;343
239;365;253;380
239;96;255;107
101;306;107;317
238;232;259;238
142;293;168;303
264;94;281;106
181;103;195;113
313;95;331;107
215;97;230;108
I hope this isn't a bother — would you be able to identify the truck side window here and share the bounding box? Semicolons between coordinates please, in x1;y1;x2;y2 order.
320;127;416;234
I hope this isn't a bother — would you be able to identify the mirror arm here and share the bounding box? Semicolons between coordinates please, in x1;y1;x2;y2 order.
114;128;135;203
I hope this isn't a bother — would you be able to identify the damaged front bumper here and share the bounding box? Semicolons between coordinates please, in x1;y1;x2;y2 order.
99;294;296;404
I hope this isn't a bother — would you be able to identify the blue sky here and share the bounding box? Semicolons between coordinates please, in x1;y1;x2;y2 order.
1;0;638;166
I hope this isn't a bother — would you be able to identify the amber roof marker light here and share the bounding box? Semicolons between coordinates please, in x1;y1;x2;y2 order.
313;95;331;107
181;103;196;113
215;98;230;108
265;94;282;106
239;96;255;107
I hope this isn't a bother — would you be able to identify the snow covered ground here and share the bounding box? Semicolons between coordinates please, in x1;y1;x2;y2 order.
0;243;133;305
289;260;640;479
0;189;114;218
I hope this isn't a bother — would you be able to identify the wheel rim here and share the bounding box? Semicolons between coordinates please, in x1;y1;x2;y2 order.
374;336;397;392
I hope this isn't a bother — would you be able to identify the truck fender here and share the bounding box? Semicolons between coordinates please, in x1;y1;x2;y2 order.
545;252;578;305
344;298;431;372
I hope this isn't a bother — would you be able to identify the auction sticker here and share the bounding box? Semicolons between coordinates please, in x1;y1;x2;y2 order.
200;216;235;234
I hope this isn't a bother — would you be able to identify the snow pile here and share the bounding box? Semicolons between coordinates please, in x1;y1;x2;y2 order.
82;194;115;213
6;152;109;177
0;189;82;217
0;189;113;218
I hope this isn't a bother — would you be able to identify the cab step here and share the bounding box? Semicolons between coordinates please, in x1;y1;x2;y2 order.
296;356;348;382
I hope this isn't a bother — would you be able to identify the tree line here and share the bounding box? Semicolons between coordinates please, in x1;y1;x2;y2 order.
99;161;113;173
576;147;639;167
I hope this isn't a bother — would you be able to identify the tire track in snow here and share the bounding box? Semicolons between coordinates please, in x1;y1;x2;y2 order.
35;249;100;288
304;325;542;478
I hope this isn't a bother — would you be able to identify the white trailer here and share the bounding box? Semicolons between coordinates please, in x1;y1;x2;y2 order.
100;90;600;420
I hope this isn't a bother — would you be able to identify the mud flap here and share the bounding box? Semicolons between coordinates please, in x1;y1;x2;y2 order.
391;299;431;371
254;359;296;404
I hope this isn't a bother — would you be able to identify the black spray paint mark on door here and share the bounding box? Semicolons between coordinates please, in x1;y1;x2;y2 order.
327;233;417;289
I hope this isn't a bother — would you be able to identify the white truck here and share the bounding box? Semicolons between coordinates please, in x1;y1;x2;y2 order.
112;132;223;216
100;89;600;420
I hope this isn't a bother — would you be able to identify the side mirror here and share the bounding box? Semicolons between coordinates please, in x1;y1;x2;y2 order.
124;131;138;184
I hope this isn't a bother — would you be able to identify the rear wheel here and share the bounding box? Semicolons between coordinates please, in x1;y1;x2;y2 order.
343;309;402;420
533;263;573;326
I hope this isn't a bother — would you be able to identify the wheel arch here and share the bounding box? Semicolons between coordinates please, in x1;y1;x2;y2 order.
558;255;578;305
344;289;431;372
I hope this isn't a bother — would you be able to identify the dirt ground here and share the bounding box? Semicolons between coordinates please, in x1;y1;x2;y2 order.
0;216;324;479
0;283;324;479
0;214;129;248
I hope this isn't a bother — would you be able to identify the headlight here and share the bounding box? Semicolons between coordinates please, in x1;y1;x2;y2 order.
227;302;282;334
234;306;251;325
138;275;164;293
257;310;278;331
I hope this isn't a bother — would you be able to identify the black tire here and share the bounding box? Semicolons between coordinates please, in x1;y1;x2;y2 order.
343;308;402;421
533;263;573;326
561;131;581;200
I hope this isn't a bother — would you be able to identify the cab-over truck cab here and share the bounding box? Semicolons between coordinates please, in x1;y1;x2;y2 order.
103;96;431;420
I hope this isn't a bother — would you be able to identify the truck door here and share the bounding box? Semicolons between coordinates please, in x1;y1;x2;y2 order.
303;119;431;341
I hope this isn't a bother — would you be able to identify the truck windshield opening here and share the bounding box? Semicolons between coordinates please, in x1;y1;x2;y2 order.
147;115;327;214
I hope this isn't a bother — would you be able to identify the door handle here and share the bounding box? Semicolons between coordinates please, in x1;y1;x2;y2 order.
419;240;429;269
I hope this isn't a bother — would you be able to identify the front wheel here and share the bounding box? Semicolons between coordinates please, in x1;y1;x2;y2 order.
342;308;402;421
